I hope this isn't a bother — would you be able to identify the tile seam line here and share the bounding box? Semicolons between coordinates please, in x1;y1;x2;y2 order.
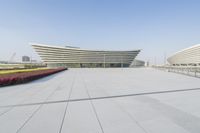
15;73;69;133
98;88;149;133
1;87;200;108
59;72;76;133
80;71;105;133
0;74;66;118
15;84;63;133
113;98;149;133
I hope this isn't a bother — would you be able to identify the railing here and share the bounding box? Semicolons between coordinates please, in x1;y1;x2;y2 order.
153;66;200;78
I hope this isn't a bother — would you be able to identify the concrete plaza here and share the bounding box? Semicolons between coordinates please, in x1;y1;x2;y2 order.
0;68;200;133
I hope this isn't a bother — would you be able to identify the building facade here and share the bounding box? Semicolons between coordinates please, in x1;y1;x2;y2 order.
32;43;141;68
167;44;200;66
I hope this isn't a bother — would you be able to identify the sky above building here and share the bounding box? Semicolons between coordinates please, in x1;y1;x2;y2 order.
0;0;200;64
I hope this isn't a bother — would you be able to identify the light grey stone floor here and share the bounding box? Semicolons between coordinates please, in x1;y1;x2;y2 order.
0;68;200;133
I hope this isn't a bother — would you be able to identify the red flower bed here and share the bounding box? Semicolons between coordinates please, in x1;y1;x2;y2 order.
0;68;67;87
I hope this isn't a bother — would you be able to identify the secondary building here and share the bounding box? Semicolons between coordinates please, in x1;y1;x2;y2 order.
32;43;141;68
130;59;145;67
167;44;200;66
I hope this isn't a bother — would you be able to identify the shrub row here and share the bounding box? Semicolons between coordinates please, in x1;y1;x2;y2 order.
0;68;67;87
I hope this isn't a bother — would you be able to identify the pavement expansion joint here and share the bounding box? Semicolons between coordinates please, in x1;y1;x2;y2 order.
1;87;200;108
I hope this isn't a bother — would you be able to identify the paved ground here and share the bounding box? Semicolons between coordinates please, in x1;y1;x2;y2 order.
0;68;200;133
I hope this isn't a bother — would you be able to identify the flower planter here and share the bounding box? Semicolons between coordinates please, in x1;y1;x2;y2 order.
0;68;67;87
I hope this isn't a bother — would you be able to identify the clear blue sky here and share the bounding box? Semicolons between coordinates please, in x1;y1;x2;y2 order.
1;0;200;64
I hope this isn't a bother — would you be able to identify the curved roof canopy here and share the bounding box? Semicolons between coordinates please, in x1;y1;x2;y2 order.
31;43;141;65
167;44;200;65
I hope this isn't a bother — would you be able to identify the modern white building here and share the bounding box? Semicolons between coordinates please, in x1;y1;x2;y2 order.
130;59;145;67
167;44;200;66
32;43;141;68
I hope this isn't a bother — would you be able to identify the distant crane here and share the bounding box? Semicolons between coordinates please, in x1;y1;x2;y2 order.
9;52;16;63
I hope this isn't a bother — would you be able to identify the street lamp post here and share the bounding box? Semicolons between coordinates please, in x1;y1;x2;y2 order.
104;54;106;68
121;55;123;68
